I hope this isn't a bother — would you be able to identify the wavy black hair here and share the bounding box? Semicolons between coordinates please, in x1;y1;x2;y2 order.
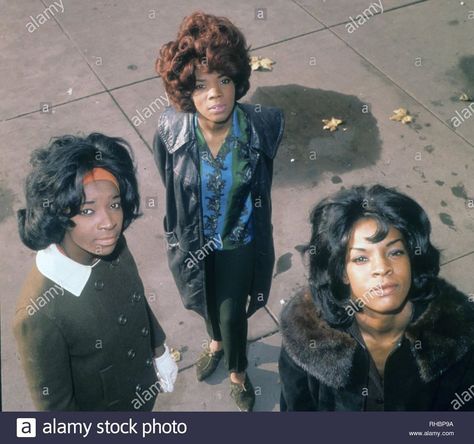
18;133;141;251
304;184;441;327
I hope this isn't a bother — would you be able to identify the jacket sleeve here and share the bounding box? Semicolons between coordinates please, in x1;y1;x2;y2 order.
152;128;167;186
275;108;285;154
279;345;317;411
145;299;166;357
13;310;78;411
263;107;285;159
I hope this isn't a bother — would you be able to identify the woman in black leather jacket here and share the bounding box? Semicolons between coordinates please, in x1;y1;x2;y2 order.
153;11;284;411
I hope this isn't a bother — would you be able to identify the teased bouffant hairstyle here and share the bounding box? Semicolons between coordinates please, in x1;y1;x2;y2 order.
18;133;141;251
304;184;441;327
156;11;251;112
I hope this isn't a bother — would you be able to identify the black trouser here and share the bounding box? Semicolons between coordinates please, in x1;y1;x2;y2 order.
204;241;255;373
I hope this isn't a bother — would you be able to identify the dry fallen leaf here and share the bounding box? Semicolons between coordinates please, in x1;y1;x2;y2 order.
459;93;472;102
250;56;275;71
322;117;343;132
390;108;413;124
169;347;181;362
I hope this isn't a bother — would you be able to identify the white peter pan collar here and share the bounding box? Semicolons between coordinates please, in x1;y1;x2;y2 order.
36;244;100;296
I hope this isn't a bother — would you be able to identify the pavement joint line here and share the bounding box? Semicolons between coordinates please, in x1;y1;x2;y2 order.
292;0;429;32
251;28;325;52
38;0;152;152
264;305;280;326
2;90;109;122
2;75;162;123
250;327;281;343
107;75;160;92
441;250;474;266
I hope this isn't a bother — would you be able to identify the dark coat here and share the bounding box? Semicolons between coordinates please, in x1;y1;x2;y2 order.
13;236;166;411
279;278;474;411
153;102;284;319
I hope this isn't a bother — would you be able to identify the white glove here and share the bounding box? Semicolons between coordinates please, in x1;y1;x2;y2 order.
153;344;178;393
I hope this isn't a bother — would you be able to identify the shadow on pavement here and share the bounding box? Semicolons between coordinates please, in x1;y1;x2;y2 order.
248;84;383;188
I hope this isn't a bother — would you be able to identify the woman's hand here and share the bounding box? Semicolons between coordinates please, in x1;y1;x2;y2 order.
153;344;178;392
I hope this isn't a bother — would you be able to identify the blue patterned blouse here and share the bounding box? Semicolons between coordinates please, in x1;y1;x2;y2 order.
195;105;254;250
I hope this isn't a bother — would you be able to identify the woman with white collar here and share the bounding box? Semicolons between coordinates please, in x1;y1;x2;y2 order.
14;133;178;411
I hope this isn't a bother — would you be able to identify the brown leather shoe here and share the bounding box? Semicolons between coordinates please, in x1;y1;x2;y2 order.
195;348;224;381
230;374;255;412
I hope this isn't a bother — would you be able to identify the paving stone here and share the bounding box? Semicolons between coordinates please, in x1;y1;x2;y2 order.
1;0;104;121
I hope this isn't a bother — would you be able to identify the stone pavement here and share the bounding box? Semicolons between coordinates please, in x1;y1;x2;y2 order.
1;0;473;411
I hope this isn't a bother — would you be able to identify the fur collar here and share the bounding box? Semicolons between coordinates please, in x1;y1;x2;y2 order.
280;278;474;388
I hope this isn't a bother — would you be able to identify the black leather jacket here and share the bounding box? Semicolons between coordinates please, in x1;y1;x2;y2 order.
153;102;285;318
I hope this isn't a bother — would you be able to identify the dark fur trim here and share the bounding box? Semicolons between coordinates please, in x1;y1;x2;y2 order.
280;279;474;388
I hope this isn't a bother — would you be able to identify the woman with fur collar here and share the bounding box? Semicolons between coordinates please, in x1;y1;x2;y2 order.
279;184;474;411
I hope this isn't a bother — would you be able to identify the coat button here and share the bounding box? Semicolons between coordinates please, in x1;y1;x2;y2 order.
94;280;104;290
132;292;142;303
118;314;127;325
127;349;136;359
145;358;153;367
135;384;142;392
110;258;120;268
141;327;149;337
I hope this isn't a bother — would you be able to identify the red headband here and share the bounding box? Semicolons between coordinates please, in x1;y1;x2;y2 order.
83;168;119;189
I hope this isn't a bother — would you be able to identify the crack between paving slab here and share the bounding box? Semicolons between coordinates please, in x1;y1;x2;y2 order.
441;249;474;266
291;0;429;32
39;0;152;151
2;76;162;123
249;1;428;53
251;28;324;52
264;305;280;326
2;90;109;122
